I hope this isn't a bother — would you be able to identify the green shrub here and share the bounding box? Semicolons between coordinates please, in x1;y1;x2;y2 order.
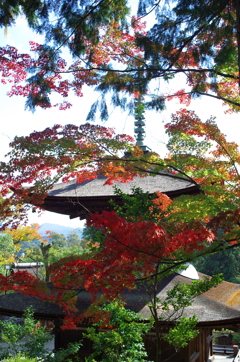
0;307;52;360
0;307;81;361
84;301;152;362
2;352;37;361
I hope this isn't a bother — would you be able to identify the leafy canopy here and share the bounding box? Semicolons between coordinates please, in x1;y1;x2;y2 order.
0;0;239;113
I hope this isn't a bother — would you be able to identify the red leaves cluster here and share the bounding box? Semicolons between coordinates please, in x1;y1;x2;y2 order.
88;210;213;260
0;271;50;298
2;206;208;327
0;123;139;228
0;106;239;329
0;189;216;329
152;191;172;211
1;4;239;114
0;17;147;110
0;46;31;84
167;89;191;106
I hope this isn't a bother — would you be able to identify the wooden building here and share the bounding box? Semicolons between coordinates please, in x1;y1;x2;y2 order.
39;174;199;220
5;262;44;278
0;266;240;361
4;176;239;361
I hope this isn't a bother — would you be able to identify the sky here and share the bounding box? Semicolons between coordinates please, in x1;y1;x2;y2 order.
0;16;240;229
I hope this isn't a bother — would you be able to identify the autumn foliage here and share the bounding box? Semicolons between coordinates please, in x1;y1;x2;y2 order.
0;17;146;111
0;108;240;327
1;0;240;330
1;0;240;113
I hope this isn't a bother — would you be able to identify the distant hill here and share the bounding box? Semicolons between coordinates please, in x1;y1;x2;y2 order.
39;223;83;237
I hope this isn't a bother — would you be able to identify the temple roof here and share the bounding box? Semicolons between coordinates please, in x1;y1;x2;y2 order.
48;174;197;198
0;271;239;327
40;174;199;219
133;272;240;325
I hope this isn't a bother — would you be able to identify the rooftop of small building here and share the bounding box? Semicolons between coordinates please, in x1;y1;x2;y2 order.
39;174;199;219
0;266;239;327
47;174;198;198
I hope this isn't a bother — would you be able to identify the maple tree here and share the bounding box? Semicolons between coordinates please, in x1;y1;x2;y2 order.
0;123;138;228
0;110;238;359
1;1;240;358
0;0;240;114
1;107;240;240
81;187;222;361
2;223;44;251
0;224;45;271
0;108;239;266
